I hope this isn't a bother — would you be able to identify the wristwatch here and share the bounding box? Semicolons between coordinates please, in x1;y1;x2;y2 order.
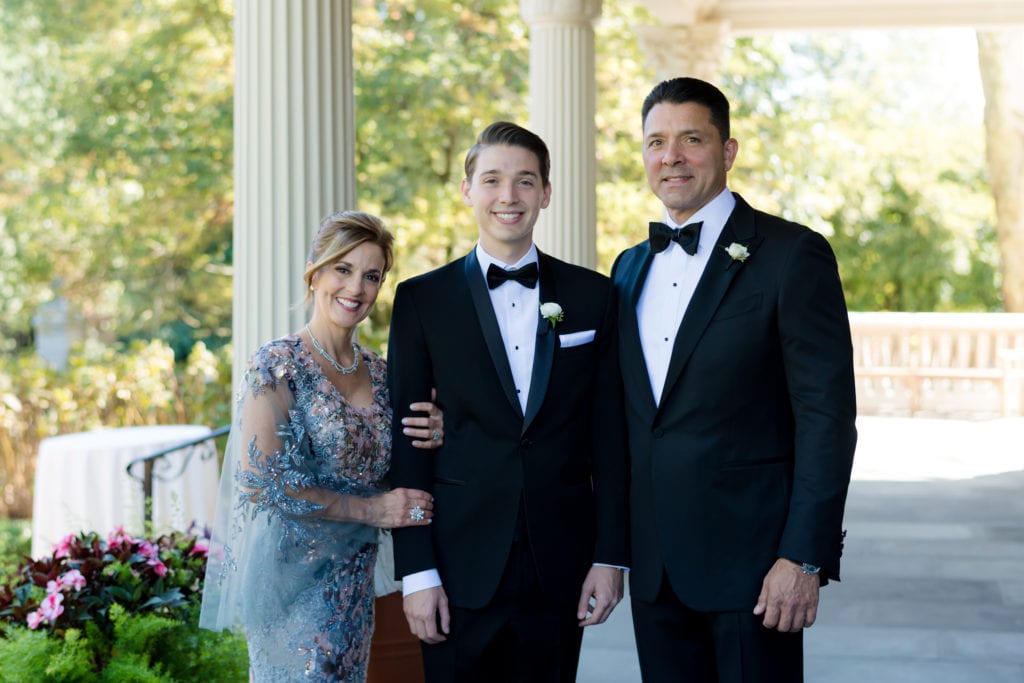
797;561;821;575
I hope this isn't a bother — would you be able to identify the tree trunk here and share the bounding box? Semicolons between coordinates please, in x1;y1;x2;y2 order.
977;30;1024;311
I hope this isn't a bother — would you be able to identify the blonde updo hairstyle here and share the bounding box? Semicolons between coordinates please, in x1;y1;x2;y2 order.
303;210;395;305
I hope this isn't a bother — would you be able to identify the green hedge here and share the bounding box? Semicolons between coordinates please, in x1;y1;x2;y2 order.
0;528;247;681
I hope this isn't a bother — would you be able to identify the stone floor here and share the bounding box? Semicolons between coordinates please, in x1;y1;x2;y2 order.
576;416;1024;682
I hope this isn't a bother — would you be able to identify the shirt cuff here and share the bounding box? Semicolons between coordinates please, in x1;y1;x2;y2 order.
402;568;442;596
594;562;629;572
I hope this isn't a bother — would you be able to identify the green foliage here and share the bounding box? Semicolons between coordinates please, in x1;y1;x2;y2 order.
0;605;247;682
0;529;248;681
0;340;231;518
352;0;531;348
720;32;999;310
1;2;1004;357
0;520;31;582
1;529;199;633
0;0;233;354
829;173;1001;311
594;3;662;269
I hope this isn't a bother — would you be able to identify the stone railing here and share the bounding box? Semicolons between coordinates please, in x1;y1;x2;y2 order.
850;312;1024;417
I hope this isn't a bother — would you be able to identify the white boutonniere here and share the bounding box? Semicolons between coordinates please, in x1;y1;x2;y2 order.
540;302;564;329
723;242;750;264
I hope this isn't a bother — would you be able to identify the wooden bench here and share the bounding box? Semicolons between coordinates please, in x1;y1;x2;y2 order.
849;312;1024;417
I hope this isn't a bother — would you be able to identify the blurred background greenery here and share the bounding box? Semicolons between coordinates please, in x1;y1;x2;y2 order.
0;1;1005;526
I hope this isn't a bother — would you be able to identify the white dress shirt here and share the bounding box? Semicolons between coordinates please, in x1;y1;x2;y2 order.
402;243;540;597
636;188;736;406
476;243;540;413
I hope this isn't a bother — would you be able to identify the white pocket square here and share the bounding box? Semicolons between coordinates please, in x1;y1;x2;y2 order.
558;330;596;348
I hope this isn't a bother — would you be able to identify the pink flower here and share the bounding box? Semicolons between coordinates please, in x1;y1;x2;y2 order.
26;610;44;630
148;559;168;577
53;534;76;559
60;569;87;592
138;540;159;560
46;579;61;596
107;526;133;547
39;592;64;621
190;541;209;557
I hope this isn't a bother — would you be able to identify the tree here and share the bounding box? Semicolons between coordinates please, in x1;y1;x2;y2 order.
1;1;1007;362
351;0;531;346
828;173;999;311
719;31;1000;311
0;0;233;356
978;30;1024;311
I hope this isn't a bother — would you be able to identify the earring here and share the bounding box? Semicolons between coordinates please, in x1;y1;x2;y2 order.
309;285;314;291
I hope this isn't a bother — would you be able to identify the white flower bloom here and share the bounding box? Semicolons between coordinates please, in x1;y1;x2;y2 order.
540;302;564;328
724;242;750;262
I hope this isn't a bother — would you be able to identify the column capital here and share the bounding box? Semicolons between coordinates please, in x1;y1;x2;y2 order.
634;20;730;83
519;0;602;26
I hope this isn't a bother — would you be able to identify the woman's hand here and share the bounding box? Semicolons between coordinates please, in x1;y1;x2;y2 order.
363;487;434;529
403;387;444;450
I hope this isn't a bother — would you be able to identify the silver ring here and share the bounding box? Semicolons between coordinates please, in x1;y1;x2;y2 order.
431;429;441;441
410;505;425;522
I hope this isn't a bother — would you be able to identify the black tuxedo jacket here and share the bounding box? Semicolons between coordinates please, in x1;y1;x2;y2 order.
611;194;857;611
388;248;629;610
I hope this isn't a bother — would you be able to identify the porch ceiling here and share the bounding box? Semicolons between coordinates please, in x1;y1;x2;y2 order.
635;0;1024;31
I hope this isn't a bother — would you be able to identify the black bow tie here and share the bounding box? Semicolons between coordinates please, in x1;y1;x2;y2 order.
486;262;539;289
649;221;703;255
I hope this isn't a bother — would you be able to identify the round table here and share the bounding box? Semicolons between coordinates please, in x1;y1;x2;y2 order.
31;425;220;558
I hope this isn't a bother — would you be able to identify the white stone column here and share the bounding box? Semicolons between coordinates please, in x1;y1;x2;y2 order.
520;0;602;269
233;0;356;386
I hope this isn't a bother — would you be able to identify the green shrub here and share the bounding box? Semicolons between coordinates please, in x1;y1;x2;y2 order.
0;605;248;682
0;520;31;582
0;528;248;681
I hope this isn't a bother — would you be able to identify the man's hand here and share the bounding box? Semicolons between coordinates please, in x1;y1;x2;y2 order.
403;586;450;644
752;558;820;632
577;566;624;627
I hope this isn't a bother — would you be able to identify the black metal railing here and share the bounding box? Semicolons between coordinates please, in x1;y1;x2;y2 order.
125;425;230;525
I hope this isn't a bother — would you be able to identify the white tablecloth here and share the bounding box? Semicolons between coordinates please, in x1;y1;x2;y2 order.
31;425;221;558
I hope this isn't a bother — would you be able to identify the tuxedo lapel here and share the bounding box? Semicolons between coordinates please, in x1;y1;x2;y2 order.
615;246;659;418
522;252;557;433
660;196;764;408
464;251;523;417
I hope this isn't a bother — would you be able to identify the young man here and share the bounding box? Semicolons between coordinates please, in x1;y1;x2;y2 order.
387;121;629;682
612;77;857;681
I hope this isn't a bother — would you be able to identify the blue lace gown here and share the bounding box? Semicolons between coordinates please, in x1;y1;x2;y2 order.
200;335;392;681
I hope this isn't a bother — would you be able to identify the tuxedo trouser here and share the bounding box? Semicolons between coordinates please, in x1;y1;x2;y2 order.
631;570;803;683
420;534;583;683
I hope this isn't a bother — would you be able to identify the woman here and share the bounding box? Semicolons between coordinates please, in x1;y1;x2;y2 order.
200;211;442;681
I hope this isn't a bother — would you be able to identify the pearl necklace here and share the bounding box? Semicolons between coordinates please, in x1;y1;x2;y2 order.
305;325;360;375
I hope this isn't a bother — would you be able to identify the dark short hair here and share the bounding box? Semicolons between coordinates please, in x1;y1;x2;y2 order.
641;77;731;142
464;121;551;187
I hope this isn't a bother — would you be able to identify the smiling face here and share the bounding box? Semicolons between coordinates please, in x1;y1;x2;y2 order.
461;144;551;263
642;101;738;225
308;241;386;333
